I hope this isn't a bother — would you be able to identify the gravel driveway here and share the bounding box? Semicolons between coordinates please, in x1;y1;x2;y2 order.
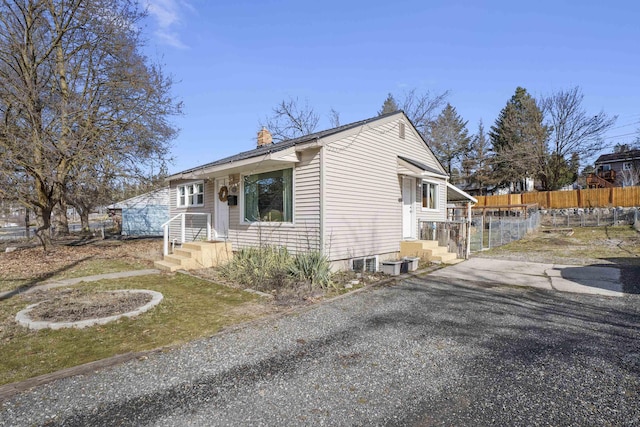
1;273;639;426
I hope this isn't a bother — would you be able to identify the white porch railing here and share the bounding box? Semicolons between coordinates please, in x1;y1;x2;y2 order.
161;212;216;256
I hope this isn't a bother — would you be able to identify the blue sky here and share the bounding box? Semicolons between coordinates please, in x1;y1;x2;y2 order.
140;0;640;174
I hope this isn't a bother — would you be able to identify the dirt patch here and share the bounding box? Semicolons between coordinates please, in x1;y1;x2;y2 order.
26;288;153;322
190;268;387;309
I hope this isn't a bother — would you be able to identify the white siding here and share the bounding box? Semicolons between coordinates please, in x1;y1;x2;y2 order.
167;179;216;242
227;148;321;254
416;181;447;222
323;116;447;261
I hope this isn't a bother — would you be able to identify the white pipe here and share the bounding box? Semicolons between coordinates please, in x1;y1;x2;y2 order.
466;202;472;259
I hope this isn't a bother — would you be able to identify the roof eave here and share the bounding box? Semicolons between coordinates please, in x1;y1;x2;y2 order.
446;182;478;204
167;146;300;180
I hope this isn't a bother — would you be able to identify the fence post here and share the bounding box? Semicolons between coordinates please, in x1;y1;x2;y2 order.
488;216;492;249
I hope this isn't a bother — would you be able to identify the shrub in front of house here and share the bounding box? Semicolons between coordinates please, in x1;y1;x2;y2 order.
288;251;332;290
219;246;332;292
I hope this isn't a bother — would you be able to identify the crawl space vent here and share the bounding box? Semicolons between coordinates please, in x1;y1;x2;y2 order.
351;256;378;273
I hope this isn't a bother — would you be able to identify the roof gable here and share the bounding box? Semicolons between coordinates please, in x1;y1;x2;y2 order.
167;110;449;179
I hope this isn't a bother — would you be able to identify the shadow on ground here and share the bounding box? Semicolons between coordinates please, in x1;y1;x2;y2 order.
33;276;640;426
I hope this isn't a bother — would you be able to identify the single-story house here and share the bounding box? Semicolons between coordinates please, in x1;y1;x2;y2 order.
107;187;169;236
156;111;476;271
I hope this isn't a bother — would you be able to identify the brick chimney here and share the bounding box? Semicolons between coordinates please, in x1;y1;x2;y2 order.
257;127;273;147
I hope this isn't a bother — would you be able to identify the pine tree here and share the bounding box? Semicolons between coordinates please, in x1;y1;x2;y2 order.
489;87;549;192
466;120;493;195
427;104;471;180
378;93;399;115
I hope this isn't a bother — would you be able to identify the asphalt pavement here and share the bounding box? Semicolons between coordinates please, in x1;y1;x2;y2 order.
1;269;639;426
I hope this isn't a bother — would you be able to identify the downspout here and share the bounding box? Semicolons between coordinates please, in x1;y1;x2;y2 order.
466;202;472;259
319;141;325;256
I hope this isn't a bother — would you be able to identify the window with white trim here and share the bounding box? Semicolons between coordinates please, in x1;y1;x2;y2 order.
243;168;293;222
623;162;632;171
177;181;204;207
421;181;438;210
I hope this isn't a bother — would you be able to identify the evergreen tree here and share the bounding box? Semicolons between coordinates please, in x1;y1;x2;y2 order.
489;87;549;192
427;104;471;180
466;120;493;194
378;93;399;115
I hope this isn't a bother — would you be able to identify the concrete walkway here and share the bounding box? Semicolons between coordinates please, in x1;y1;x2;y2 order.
430;258;624;297
0;269;161;300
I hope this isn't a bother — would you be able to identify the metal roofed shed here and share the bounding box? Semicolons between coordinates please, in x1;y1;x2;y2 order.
108;188;170;237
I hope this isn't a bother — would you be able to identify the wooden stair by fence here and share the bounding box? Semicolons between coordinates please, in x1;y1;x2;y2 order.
154;241;233;272
586;173;615;189
399;240;459;264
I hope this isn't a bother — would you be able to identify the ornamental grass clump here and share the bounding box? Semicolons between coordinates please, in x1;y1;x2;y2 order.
220;247;333;291
289;251;333;290
219;246;293;292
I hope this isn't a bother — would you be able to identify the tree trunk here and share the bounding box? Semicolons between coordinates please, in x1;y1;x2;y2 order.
34;207;53;252
79;207;91;233
53;200;69;236
24;210;30;239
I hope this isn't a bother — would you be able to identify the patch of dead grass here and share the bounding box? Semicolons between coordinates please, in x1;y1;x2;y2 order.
0;238;163;292
478;225;640;266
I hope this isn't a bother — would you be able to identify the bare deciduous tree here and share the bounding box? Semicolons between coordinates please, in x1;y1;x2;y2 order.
0;0;180;250
328;108;341;128
261;97;319;142
620;165;640;187
398;88;450;136
541;86;616;190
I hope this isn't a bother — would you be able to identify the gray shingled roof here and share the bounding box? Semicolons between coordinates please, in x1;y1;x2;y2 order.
170;110;404;177
595;149;640;164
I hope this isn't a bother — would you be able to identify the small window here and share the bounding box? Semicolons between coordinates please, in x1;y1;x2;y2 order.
177;181;204;207
243;168;293;222
422;181;438;210
623;162;632;171
351;256;378;272
399;122;405;139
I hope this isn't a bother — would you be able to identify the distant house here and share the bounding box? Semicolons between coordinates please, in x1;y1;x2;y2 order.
589;149;640;188
107;188;169;236
156;111;476;271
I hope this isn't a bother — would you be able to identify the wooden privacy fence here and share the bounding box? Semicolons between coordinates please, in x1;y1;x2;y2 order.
475;186;640;209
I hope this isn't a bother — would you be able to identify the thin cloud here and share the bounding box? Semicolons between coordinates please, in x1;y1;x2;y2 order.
142;0;191;49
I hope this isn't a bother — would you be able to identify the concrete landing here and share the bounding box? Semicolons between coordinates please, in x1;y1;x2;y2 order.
430;258;624;297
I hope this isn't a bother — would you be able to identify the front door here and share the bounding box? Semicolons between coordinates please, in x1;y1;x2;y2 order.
402;177;416;239
215;177;229;239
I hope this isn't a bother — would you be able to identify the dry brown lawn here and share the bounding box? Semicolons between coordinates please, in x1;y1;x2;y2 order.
0;237;163;292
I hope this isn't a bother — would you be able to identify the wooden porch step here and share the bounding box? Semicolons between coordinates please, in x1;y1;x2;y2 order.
399;240;458;263
154;240;233;272
154;260;184;272
430;252;458;264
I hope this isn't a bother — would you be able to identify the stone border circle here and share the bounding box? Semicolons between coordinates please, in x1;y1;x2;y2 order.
15;289;164;330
